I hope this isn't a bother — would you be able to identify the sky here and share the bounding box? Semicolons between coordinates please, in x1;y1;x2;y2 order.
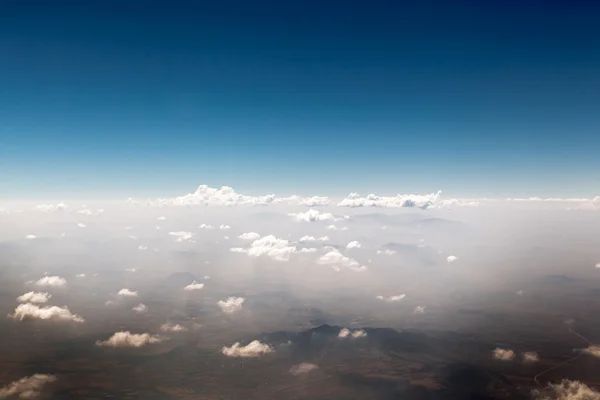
1;0;600;200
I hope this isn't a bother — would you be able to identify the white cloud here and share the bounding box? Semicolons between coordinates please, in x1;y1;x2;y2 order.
289;196;331;207
239;232;260;240
160;323;188;332
349;265;368;272
35;203;68;212
0;374;57;399
447;255;458;263
76;273;86;278
219;224;230;230
337;191;442;209
492;348;515;361
157;185;278;206
17;292;51;304
184;281;204;291
168;231;195;242
414;306;426;314
96;331;166;348
317;248;359;268
77;223;86;228
117;288;138;297
221;340;273;357
35;276;66;287
289;363;319;375
132;303;147;313
346;241;361;249
124;226;133;230
299;247;317;253
533;380;600;400
288;209;335;222
77;208;103;215
125;268;136;272
218;297;245;314
129;235;138;239
377;249;396;256
377;294;406;302
326;225;338;230
138;245;147;250
10;303;84;323
580;345;600;357
157;216;166;220
523;352;539;363
299;235;329;242
198;224;214;229
595;263;600;269
338;328;367;338
331;266;341;272
25;235;36;240
234;235;297;261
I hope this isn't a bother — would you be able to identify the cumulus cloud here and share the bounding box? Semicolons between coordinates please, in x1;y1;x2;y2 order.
155;185;277;207
117;288;139;297
414;306;426;314
290;363;319;375
10;303;84;323
338;328;367;338
160;323;188;332
346;241;361;249
76;273;86;278
138;245;147;250
580;345;600;357
337;191;442;209
285;195;331;207
77;223;86;228
198;224;214;229
35;203;67;212
239;232;260;240
221;340;273;357
219;224;230;230
326;225;347;231
168;231;195;242
349;265;368;272
77;208;103;215
25;235;36;240
523;352;539;363
317;248;359;268
96;331;166;348
299;235;329;242
132;303;147;313
157;216;166;220
376;294;406;302
184;281;204;291
377;249;396;256
533;380;600;400
232;235;297;261
447;255;458;263
299;247;317;253
218;297;245;314
492;348;515;361
17;292;51;304
288;209;335;222
0;374;57;399
35;276;66;287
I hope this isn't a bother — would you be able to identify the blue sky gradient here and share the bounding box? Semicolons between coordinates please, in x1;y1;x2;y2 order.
2;1;600;199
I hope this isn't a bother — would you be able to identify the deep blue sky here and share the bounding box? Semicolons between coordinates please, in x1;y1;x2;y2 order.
1;1;599;199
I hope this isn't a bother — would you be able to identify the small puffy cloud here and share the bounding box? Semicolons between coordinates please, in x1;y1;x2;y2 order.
132;303;147;313
129;235;138;239
157;185;278;207
184;281;204;291
580;345;600;357
125;268;136;272
10;304;84;323
35;276;66;287
17;292;51;304
234;235;297;261
239;232;260;240
77;223;86;228
299;235;329;242
326;225;338;230
290;363;319;375
377;294;406;302
221;340;273;357
523;352;539;363
349;265;368;272
346;241;361;249
76;273;86;278
157;216;166;220
338;328;367;338
96;331;166;348
533;380;600;400
295;196;331;207
299;247;317;253
492;348;515;361
377;249;396;256
117;288;138;297
595;263;600;269
198;224;214;229
25;235;36;240
138;245;147;250
160;323;188;332
447;255;458;263
77;208;103;215
331;266;341;272
35;203;68;212
124;226;133;230
218;297;245;314
318;249;359;270
414;306;426;314
337;191;442;209
0;374;57;399
289;209;335;222
168;231;195;242
219;224;230;230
